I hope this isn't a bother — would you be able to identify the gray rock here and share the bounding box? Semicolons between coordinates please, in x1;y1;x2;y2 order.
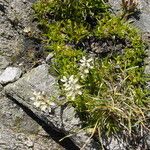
134;1;150;33
109;0;150;33
4;64;100;149
0;94;64;150
0;0;64;149
24;139;34;148
0;0;25;69
103;136;127;150
0;0;36;56
0;67;22;85
0;55;10;70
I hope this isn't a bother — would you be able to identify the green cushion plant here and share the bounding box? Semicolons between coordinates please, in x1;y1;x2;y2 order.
33;0;150;147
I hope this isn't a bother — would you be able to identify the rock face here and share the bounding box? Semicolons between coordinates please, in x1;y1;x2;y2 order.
0;0;34;56
134;1;150;33
0;0;65;149
109;0;150;32
0;93;64;150
0;67;22;85
0;56;10;70
4;64;100;149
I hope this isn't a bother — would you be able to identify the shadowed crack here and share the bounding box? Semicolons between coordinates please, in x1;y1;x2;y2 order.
6;94;80;150
0;3;6;13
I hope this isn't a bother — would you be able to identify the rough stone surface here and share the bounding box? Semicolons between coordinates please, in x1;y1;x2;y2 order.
0;0;34;56
109;0;150;32
4;64;100;149
0;55;10;70
0;93;64;150
0;67;22;85
0;0;65;149
134;1;150;33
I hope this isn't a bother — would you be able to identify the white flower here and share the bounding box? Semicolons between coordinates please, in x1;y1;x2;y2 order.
49;102;57;108
79;56;94;79
41;105;47;111
69;75;78;84
33;101;41;107
60;76;68;83
80;56;94;69
30;90;57;112
83;68;89;74
61;75;82;100
23;26;31;33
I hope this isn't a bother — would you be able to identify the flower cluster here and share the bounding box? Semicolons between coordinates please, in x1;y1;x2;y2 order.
30;91;56;112
79;56;94;79
61;75;82;100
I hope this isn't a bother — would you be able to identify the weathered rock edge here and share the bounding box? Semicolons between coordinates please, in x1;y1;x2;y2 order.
4;64;100;150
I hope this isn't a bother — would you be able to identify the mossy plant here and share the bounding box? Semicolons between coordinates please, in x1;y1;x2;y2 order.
33;0;150;145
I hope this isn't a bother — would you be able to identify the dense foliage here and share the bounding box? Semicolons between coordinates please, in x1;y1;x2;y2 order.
33;0;150;144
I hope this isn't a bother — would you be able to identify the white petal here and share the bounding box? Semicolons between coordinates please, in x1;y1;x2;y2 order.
50;102;57;108
23;27;31;33
47;107;52;112
86;63;91;68
83;56;86;61
33;91;37;95
41;91;45;95
87;58;93;62
73;78;78;84
80;56;86;62
38;91;42;95
40;101;46;105
75;84;82;90
80;59;85;63
81;64;86;68
84;69;89;74
65;86;72;91
34;101;41;107
41;105;47;111
67;91;74;97
89;66;94;69
69;75;74;81
37;95;43;100
50;102;56;106
46;100;51;105
61;76;67;82
63;83;69;87
71;96;75;100
30;97;35;101
78;90;82;95
81;75;86;79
